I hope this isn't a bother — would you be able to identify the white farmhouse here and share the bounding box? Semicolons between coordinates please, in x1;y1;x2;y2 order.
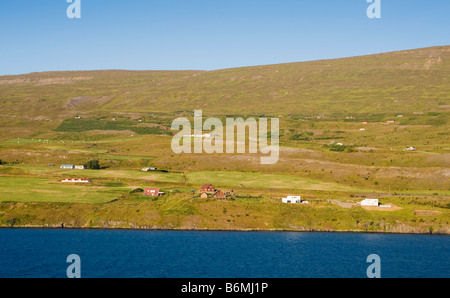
282;196;302;204
141;167;157;172
60;164;75;169
360;199;379;207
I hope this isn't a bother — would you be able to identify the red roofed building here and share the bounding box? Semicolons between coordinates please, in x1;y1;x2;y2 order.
144;188;165;197
61;178;92;183
200;184;216;193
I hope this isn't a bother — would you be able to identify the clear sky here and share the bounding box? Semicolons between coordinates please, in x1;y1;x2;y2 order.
0;0;449;75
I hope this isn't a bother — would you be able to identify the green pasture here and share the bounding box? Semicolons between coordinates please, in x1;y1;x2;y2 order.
10;165;184;183
186;171;372;192
0;176;124;203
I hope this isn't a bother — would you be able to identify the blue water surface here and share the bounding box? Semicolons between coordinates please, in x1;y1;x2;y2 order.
0;228;448;278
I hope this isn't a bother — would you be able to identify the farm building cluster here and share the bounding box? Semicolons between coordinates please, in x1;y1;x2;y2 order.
198;184;235;200
142;184;235;200
55;162;390;210
59;164;92;184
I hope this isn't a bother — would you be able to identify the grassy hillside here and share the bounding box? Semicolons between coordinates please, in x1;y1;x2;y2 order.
1;46;449;122
0;46;449;233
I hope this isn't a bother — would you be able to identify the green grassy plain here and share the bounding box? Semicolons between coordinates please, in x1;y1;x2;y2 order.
0;176;124;203
186;171;369;192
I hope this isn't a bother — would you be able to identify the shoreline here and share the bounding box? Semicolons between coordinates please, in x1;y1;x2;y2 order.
2;197;448;236
1;225;448;236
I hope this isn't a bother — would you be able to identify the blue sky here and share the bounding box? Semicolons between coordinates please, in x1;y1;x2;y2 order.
0;0;449;75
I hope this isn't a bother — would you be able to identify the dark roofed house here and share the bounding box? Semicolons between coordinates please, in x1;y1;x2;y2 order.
211;190;227;200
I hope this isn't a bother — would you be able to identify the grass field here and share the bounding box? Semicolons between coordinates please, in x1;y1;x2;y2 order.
0;176;124;203
186;171;370;192
55;118;172;136
8;165;185;184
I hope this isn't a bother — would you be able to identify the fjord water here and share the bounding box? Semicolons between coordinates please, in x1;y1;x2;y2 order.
0;229;448;278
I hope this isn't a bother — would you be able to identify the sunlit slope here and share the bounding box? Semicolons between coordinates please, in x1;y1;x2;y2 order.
0;45;449;120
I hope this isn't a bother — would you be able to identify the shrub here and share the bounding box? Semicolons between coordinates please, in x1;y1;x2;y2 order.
290;131;314;141
326;143;356;152
85;159;100;169
55;118;172;135
130;188;144;194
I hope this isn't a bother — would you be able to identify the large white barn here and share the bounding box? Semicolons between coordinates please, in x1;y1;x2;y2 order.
360;199;379;206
